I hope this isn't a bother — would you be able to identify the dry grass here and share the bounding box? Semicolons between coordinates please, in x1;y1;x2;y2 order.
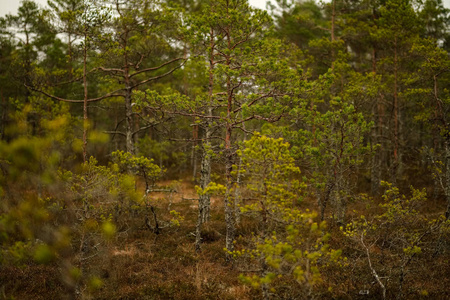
0;265;64;300
1;178;449;299
79;179;253;300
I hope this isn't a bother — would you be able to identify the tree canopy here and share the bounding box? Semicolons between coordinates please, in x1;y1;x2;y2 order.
0;0;449;298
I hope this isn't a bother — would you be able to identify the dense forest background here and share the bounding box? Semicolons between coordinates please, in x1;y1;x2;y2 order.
1;0;450;299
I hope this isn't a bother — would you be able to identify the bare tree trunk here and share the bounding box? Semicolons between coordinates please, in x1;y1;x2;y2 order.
371;46;383;196
372;100;384;195
199;143;211;223
192;120;198;179
224;79;235;257
0;89;5;140
335;176;346;225
445;138;450;219
133;114;140;154
195;197;204;252
234;154;243;225
224;128;235;256
392;36;399;184
83;31;88;163
319;179;335;221
331;0;336;70
195;26;215;251
68;32;73;78
122;28;135;155
361;232;386;300
196;146;211;251
234;123;246;225
371;142;381;196
124;88;135;155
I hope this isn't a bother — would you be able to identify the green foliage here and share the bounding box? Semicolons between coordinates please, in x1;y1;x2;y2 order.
64;156;139;204
232;133;343;297
286;69;373;221
195;181;226;197
101;220;117;240
344;182;429;238
236;133;303;219
111;150;163;188
137;136;187;171
169;210;184;227
88;275;103;291
270;0;329;50
237;216;343;295
1;0;450;298
1;241;33;266
33;243;55;264
342;182;449;297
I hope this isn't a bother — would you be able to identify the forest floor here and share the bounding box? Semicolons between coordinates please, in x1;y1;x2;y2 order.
0;179;256;300
1;178;449;299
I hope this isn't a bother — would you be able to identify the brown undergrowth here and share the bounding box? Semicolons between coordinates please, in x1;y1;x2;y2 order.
0;179;254;300
1;179;449;299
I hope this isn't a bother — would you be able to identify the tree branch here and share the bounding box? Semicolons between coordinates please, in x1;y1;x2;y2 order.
129;57;185;79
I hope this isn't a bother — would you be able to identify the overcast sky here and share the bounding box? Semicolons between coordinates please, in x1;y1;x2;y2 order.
0;0;268;16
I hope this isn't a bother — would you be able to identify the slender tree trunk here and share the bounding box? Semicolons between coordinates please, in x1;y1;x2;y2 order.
134;115;140;154
445;138;450;219
371;46;383;196
83;31;88;163
362;232;386;300
68;32;73;78
431;75;443;200
196;145;211;251
196;129;212;226
331;0;336;43
224;64;235;256
0;89;5;140
195;194;204;252
371;142;381;195
124;88;135;154
192;148;197;179
371;95;381;196
199;141;211;223
203;26;216;222
331;0;336;69
218;21;236;256
196;27;215;251
224;119;235;256
23;24;32;105
192;119;198;179
234;154;243;225
234;122;247;225
260;183;269;299
123;33;135;155
319;179;334;221
392;36;399;184
311;102;317;146
335;175;346;225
